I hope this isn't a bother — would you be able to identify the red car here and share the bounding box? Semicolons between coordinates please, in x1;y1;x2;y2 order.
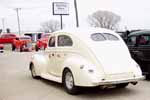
0;33;18;51
0;33;18;44
35;33;51;51
0;44;4;53
12;36;33;52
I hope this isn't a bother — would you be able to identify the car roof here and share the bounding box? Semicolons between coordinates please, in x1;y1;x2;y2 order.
1;33;17;36
42;33;51;36
0;33;19;37
24;32;43;34
129;30;150;36
54;27;117;38
19;35;31;38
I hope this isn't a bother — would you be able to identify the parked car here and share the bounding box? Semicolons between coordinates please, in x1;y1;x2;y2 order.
0;44;4;53
126;30;150;79
24;32;43;43
29;28;143;94
35;33;51;51
0;33;18;44
0;33;18;50
12;36;32;52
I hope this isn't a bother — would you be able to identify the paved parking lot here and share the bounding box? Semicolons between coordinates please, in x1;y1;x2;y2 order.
0;52;150;100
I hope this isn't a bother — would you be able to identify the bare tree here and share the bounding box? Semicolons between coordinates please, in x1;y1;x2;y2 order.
88;10;121;30
39;20;61;33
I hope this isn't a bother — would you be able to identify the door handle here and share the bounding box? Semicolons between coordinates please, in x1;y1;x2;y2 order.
49;53;54;58
132;51;140;53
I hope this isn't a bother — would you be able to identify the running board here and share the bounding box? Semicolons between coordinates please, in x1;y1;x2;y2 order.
41;73;62;83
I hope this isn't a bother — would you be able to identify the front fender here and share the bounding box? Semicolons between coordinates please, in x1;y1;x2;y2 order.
30;53;49;75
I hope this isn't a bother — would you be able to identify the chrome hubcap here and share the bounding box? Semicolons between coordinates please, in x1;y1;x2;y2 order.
65;72;73;89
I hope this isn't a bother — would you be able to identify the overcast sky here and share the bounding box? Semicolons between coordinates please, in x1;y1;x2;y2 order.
0;0;150;33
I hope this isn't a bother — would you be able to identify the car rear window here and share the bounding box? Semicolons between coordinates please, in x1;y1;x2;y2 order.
91;33;119;41
103;33;119;41
91;33;106;41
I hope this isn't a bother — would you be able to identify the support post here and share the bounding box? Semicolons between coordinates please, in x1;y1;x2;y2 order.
60;15;63;29
74;0;79;27
15;8;21;35
2;18;5;32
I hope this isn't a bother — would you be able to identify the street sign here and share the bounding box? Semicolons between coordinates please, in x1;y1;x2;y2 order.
53;2;69;15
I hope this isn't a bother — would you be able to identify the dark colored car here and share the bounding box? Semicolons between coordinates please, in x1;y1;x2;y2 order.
126;30;150;79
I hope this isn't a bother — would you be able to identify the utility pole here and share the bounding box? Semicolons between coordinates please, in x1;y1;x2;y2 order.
2;18;5;32
74;0;79;27
14;8;21;35
60;15;63;29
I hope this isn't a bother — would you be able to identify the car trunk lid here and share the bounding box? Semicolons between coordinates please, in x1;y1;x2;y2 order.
90;41;133;75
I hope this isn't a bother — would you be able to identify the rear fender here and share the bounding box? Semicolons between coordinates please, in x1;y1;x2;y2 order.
62;56;97;86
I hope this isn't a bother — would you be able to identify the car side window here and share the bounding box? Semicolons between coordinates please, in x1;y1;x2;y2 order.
9;34;15;38
58;35;73;46
49;36;55;47
127;36;136;45
138;35;150;46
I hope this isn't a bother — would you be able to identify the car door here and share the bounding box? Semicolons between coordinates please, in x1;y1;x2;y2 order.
127;35;139;60
135;34;150;74
54;34;73;76
46;36;57;76
0;34;7;43
137;35;150;61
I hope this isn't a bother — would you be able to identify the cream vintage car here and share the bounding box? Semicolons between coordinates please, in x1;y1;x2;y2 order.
29;28;143;94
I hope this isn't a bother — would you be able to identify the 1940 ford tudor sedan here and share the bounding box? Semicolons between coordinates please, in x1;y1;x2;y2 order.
29;28;143;94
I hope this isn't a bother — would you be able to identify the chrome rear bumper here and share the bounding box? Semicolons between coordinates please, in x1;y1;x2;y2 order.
93;76;144;86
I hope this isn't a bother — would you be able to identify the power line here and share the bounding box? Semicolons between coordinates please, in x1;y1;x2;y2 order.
1;5;50;10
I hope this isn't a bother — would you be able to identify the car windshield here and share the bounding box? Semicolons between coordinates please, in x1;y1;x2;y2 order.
20;37;31;40
1;34;16;38
42;34;50;38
